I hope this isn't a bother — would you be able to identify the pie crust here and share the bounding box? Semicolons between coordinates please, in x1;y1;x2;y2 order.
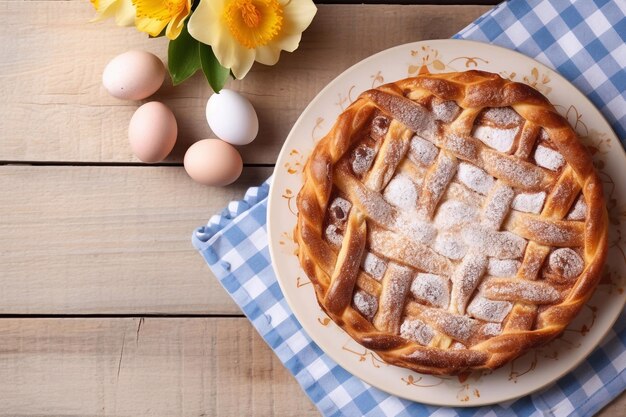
294;71;608;374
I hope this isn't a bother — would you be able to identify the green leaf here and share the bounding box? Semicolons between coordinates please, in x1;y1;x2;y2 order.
199;43;230;93
167;22;201;86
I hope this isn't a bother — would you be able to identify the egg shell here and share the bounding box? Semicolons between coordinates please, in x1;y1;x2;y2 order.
103;51;165;100
184;139;243;186
128;102;177;163
206;89;259;145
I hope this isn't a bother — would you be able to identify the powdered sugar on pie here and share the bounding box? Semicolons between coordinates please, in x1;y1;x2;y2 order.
534;144;565;171
361;252;387;281
409;135;439;166
295;71;607;375
512;192;546;214
473;125;518;153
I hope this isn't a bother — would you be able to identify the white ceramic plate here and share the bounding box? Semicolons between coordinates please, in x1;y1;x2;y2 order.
267;39;626;407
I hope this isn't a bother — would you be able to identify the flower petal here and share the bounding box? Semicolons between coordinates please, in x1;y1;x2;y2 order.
187;0;223;45
91;0;136;26
230;51;256;79
264;0;316;52
114;0;136;26
270;32;302;53
165;3;190;40
281;0;317;36
135;16;167;37
165;19;181;40
213;36;255;78
91;0;117;16
133;0;190;37
255;45;282;66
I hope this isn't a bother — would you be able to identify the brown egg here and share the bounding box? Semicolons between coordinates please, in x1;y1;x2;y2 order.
128;102;177;163
184;139;243;186
103;50;165;100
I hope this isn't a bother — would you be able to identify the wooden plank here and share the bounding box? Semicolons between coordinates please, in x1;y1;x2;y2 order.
0;317;622;416
602;395;626;417
0;165;272;314
0;318;319;416
0;2;490;164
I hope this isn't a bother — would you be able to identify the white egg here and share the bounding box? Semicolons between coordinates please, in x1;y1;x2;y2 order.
206;89;259;145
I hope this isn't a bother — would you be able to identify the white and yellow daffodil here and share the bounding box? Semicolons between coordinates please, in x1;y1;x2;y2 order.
188;0;317;79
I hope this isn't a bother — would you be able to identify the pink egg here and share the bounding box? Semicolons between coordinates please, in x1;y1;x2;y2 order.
128;102;177;163
184;139;243;186
103;50;165;100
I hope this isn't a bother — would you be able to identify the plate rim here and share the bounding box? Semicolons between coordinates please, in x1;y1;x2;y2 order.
267;38;626;407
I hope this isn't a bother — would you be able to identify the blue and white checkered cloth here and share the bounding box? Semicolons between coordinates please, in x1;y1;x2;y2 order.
193;1;626;415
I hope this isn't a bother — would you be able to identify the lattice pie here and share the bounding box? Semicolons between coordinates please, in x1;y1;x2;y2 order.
295;71;608;374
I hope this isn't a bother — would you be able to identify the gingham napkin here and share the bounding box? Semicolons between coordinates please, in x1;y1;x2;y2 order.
193;1;626;415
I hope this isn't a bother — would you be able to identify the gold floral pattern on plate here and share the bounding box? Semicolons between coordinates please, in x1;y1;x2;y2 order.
342;337;389;368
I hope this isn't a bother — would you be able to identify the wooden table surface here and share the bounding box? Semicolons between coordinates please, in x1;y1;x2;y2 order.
1;2;623;415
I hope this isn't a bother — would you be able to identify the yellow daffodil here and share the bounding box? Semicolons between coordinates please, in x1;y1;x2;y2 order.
188;0;317;79
90;0;136;26
132;0;192;40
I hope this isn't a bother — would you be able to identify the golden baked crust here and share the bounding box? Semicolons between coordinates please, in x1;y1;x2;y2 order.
294;70;608;375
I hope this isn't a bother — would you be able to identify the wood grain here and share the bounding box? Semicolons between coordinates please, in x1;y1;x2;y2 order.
0;318;318;416
0;165;271;314
0;318;622;416
0;2;490;164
